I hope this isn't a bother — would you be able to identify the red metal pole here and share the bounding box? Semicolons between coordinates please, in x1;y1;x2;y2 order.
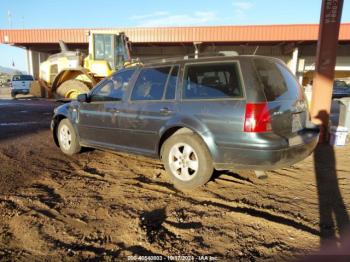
310;0;343;142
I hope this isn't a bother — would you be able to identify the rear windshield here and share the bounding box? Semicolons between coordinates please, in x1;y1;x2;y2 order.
253;58;302;101
12;75;34;81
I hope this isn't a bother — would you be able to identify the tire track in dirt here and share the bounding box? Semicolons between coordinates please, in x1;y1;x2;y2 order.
186;195;319;236
87;150;320;259
99;157;320;240
86;150;320;236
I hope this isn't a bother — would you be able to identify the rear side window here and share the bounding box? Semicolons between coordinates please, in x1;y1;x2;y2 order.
131;67;171;101
12;75;33;81
183;62;243;99
254;58;302;101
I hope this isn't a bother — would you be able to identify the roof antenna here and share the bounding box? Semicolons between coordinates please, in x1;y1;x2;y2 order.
253;46;259;55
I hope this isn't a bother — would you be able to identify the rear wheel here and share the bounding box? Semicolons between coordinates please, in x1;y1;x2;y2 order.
57;119;81;155
161;133;214;189
11;91;16;99
55;79;90;99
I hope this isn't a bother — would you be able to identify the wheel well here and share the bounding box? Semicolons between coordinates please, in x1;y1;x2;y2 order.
52;115;66;147
158;127;194;157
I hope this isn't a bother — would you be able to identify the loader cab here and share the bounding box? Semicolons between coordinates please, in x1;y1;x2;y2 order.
85;32;131;78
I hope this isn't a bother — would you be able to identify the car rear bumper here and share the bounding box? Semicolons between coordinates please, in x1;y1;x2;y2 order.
214;128;319;171
11;89;29;94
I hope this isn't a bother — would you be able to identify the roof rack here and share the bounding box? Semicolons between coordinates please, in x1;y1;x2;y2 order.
184;51;239;59
134;51;239;65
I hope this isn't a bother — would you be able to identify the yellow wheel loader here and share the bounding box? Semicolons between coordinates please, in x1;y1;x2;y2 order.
36;31;131;99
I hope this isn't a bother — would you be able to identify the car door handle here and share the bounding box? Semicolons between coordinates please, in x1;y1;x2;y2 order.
160;107;172;115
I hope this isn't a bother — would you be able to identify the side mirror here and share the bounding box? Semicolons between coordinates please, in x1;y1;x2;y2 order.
77;93;89;103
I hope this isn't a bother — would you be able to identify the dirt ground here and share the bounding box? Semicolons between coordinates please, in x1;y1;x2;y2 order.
0;97;350;261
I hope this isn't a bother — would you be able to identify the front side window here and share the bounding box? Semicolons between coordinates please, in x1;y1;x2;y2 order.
183;63;243;99
94;34;113;61
131;66;171;101
90;69;136;102
90;79;115;102
110;69;135;100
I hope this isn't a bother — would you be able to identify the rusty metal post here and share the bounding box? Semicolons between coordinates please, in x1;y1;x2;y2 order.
310;0;343;142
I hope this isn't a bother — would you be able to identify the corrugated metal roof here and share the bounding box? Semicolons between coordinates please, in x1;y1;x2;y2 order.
1;24;350;45
0;28;88;44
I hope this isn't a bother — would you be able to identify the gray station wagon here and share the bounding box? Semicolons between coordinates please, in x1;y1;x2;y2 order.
51;55;319;189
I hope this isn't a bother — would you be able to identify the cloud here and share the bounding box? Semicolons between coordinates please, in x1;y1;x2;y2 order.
132;11;218;27
233;1;253;10
131;11;170;20
232;1;254;18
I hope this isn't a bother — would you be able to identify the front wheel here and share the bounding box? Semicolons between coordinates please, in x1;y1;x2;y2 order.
161;133;214;189
57;119;81;155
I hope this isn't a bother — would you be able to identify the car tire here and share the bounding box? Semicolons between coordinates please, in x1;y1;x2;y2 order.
11;91;16;98
55;80;90;99
161;133;213;189
57;119;81;155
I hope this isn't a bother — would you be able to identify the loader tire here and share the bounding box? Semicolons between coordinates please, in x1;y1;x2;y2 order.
55;80;90;99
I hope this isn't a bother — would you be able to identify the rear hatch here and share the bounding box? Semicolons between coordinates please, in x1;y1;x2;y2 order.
253;58;308;139
11;75;33;90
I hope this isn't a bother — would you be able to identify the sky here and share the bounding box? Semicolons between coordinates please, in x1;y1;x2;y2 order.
0;0;349;72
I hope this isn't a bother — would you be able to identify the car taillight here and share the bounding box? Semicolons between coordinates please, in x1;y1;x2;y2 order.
244;103;272;132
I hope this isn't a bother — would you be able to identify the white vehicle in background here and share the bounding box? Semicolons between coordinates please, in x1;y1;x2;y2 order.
10;74;34;98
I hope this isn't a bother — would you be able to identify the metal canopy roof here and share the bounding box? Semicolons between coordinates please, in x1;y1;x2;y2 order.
1;24;350;46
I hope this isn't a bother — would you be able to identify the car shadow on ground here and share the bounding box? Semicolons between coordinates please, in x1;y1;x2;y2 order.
313;110;350;251
210;169;255;185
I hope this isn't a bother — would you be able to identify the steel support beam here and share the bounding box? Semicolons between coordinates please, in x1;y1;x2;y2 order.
290;47;299;75
310;0;343;142
26;49;39;78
